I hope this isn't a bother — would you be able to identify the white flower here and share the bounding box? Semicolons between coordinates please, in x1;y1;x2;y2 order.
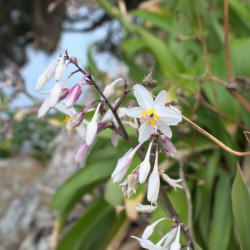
103;78;124;99
86;103;101;145
170;225;181;250
50;82;62;107
127;84;182;142
161;173;182;191
136;203;157;213
139;141;152;183
142;218;166;239
147;150;160;204
111;142;143;183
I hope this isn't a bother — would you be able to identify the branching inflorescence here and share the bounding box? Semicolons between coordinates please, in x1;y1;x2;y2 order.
36;50;194;249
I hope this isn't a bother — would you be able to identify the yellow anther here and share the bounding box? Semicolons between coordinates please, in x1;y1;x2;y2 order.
142;110;147;116
64;116;70;123
151;120;156;127
148;108;155;116
154;113;160;120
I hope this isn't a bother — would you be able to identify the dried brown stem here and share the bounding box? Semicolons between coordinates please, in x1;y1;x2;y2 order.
182;115;250;156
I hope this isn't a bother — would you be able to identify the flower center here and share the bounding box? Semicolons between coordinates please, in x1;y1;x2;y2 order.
141;108;160;127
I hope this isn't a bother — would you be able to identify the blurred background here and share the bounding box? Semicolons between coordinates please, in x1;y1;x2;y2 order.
0;0;249;250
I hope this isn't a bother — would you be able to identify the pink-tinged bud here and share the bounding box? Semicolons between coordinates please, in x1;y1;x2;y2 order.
75;141;90;164
38;96;51;118
55;59;65;82
66;111;85;131
147;150;160;204
111;142;143;183
59;88;70;101
66;84;82;108
50;82;62;107
161;135;177;157
139;141;152;184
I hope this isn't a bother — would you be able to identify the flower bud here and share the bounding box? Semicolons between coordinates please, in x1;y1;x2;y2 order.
170;225;181;250
103;78;123;99
38;96;51;118
147;150;160;204
142;218;166;240
139;142;152;183
86;103;101;145
55;59;65;82
66;111;85;131
111;142;143;183
50;82;62;107
66;84;82;108
75;141;90;164
161;135;177;158
36;59;58;91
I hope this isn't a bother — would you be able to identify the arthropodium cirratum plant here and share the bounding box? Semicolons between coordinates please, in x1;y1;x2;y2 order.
36;50;194;249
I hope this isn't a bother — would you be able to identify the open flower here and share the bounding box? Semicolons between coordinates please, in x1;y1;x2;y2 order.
127;84;182;142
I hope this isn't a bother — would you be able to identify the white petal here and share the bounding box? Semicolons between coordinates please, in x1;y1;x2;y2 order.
138;123;153;143
86;120;97;145
50;82;62;107
163;227;178;248
111;130;119;147
153;90;167;109
136;203;157;213
55;102;76;117
126;107;143;118
157;107;182;125
131;236;157;250
133;84;153;110
76;124;86;139
158;121;172;138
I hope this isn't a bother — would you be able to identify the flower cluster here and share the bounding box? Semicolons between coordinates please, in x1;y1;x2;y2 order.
112;84;183;211
36;51;186;249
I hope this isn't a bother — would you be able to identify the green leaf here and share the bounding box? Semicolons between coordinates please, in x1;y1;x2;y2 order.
50;160;115;212
232;165;250;250
104;179;124;207
209;171;232;250
57;197;114;250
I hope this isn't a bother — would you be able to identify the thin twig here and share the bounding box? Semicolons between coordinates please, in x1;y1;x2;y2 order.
182;115;250;156
179;161;193;233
